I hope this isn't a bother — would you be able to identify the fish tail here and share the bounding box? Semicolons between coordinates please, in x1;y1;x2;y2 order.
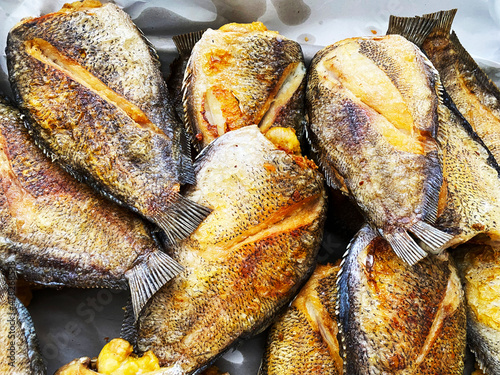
120;298;138;346
422;9;458;36
408;221;453;254
173;30;206;59
152;193;212;244
125;250;184;320
386;14;437;47
382;227;428;265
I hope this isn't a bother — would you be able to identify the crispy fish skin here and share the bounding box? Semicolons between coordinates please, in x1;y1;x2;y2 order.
306;35;451;265
338;224;466;374
0;272;45;374
259;263;343;375
6;0;209;244
0;100;181;317
182;22;306;151
454;243;500;374
136;126;327;374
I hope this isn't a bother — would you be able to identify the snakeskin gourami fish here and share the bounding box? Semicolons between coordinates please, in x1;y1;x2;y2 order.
337;224;466;374
306;34;452;265
259;263;343;375
6;0;210;245
181;22;307;152
0;99;181;319
134;126;327;374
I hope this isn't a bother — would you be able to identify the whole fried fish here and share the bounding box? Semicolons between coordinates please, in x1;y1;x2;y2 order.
0;271;45;374
0;99;181;318
6;0;210;244
259;263;343;375
134;126;327;374
338;224;466;374
306;35;452;265
388;9;500;162
182;22;306;151
387;15;500;246
454;243;500;374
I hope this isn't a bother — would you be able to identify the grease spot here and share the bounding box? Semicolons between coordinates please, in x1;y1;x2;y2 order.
211;0;267;23
270;0;311;26
298;33;316;44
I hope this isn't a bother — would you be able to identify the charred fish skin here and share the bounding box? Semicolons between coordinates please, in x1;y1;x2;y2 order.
306;35;452;265
6;0;210;245
136;126;327;374
0;272;46;375
182;22;307;151
338;224;466;374
454;244;500;374
0;99;181;319
388;9;500;162
258;263;343;375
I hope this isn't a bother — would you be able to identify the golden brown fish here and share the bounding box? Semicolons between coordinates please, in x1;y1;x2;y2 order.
258;263;343;375
0;271;45;374
6;0;210;245
454;243;500;374
182;22;306;151
0;98;181;318
306;35;452;265
134;126;327;374
387;13;500;248
337;224;466;374
388;9;500;162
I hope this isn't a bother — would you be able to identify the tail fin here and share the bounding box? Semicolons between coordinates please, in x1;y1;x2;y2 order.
125;250;183;319
387;14;437;47
173;30;206;58
151;193;212;245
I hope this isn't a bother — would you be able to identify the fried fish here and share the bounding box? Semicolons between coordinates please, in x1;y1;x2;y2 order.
0;99;181;318
134;126;327;374
388;9;500;162
258;263;343;375
454;243;500;374
306;35;452;265
181;22;306;151
388;13;500;247
337;224;466;374
0;271;45;374
6;0;210;245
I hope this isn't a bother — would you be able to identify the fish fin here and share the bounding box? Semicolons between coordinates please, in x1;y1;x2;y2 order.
382;227;427;266
152;193;212;244
408;221;453;254
449;31;500;96
173;30;206;58
120;298;138;346
386;14;437;46
125;250;183;320
422;9;458;36
182;66;202;151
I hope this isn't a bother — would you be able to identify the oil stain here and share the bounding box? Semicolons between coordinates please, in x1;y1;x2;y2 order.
211;0;267;23
270;0;311;26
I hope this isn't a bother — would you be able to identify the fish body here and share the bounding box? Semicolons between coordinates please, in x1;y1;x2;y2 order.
306;35;451;265
259;263;343;375
182;22;306;151
135;126;327;374
338;224;466;374
0;99;181;318
0;271;45;374
454;243;500;374
389;10;500;162
387;13;500;246
6;0;209;244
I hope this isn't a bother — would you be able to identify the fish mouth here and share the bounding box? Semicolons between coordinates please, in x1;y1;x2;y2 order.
316;43;429;155
201;61;306;137
24;37;167;138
